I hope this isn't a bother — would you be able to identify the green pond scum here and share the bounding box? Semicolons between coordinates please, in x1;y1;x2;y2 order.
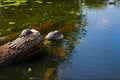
0;0;80;37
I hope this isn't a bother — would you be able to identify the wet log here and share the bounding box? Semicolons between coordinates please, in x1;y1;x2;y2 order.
0;29;43;66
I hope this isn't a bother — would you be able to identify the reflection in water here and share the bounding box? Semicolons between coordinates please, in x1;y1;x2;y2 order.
1;0;120;79
42;68;56;80
84;0;107;10
59;0;120;79
0;0;87;80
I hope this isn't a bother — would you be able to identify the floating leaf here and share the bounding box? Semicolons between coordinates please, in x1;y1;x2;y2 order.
4;7;8;9
6;28;12;32
28;68;32;72
9;22;15;25
1;0;28;7
3;0;15;3
29;77;32;80
35;1;43;4
47;2;53;4
29;8;33;10
76;12;80;16
69;11;75;14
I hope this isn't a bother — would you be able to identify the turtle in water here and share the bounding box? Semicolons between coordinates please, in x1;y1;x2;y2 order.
45;30;64;41
44;30;64;46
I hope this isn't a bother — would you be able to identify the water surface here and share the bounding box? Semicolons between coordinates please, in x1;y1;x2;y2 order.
0;0;120;79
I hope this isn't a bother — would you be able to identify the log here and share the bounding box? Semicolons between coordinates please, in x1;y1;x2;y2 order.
0;29;43;66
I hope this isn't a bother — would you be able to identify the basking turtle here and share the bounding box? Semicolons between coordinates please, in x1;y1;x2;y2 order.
45;30;64;41
19;26;33;37
20;29;33;37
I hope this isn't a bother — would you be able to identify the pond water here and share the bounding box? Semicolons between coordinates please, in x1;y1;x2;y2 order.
0;0;120;79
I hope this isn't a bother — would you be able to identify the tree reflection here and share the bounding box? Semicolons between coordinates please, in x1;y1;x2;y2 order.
0;0;109;80
84;0;107;10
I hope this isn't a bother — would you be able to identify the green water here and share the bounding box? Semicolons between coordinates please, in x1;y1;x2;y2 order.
1;0;120;79
0;0;81;45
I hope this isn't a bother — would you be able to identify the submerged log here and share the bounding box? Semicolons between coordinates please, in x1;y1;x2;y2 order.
0;29;43;66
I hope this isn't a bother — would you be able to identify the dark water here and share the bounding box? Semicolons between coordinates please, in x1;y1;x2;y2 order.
0;0;120;80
